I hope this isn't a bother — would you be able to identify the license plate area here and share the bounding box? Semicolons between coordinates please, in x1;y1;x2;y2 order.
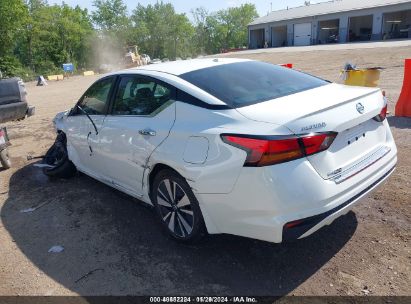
306;118;388;180
345;124;366;146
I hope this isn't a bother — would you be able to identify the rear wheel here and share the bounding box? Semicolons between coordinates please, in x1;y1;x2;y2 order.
43;132;76;178
0;148;11;169
152;169;207;243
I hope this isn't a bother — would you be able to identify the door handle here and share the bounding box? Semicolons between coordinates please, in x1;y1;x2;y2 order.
139;129;156;136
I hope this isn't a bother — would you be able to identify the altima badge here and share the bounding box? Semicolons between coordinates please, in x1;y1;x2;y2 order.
356;103;365;114
301;122;326;132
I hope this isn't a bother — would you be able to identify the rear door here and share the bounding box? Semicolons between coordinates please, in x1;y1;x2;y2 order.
97;74;176;196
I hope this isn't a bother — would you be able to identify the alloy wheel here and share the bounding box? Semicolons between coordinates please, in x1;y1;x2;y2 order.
156;179;194;238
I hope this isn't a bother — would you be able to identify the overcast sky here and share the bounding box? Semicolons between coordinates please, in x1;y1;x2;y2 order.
47;0;328;18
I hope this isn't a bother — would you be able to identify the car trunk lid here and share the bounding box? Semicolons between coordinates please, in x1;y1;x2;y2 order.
235;83;388;180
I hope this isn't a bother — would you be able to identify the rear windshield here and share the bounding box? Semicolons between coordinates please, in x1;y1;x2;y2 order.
180;61;328;108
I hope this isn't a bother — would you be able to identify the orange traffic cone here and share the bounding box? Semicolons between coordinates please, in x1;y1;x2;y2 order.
280;63;293;69
395;59;411;117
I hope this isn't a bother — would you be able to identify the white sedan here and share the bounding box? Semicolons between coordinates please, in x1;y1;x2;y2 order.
44;58;397;243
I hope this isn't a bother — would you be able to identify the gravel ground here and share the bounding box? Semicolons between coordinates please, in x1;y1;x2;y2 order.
0;45;410;296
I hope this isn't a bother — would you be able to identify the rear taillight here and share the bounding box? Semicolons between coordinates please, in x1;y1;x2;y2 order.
373;91;388;122
221;132;337;167
373;104;388;122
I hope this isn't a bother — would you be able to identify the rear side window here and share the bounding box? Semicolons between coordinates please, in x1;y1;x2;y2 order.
180;61;328;108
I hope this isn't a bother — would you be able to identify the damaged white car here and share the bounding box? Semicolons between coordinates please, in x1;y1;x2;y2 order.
44;59;397;243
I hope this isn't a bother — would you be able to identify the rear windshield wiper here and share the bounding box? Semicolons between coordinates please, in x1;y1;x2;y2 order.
76;105;98;135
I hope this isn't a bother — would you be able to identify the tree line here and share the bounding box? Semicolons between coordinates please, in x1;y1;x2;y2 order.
0;0;258;80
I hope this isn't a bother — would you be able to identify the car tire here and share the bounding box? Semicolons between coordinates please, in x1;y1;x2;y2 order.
152;169;207;243
43;132;77;178
0;148;11;169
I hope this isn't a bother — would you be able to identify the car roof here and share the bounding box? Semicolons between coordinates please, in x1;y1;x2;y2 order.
121;58;252;76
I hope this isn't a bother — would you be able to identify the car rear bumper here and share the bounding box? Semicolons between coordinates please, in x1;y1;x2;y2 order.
196;144;397;243
27;105;36;117
282;164;395;241
0;101;33;124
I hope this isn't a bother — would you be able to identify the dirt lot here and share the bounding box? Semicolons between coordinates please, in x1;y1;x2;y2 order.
0;45;410;296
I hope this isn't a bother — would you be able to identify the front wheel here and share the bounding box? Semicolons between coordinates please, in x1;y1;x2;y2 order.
42;132;76;178
0;148;11;169
152;169;207;243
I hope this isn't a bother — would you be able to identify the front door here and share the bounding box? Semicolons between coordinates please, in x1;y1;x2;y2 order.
97;75;176;196
65;76;116;178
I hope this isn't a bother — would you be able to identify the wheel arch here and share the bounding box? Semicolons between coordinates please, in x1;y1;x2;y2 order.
148;163;181;199
147;162;219;234
54;129;81;168
42;130;77;178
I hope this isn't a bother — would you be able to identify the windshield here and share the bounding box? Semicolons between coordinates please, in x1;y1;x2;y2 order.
180;61;328;108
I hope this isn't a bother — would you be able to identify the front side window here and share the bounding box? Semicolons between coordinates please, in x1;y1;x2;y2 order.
78;77;115;115
112;76;173;116
180;61;328;108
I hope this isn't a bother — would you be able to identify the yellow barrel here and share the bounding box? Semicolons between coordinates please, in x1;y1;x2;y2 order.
83;71;95;76
344;69;381;87
47;74;64;81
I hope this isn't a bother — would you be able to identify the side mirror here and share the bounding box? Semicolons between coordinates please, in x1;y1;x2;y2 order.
68;107;77;116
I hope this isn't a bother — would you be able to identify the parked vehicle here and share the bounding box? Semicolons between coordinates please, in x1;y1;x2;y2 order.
124;45;144;68
141;54;151;65
98;63;115;74
0;77;35;169
149;58;161;65
0;77;34;124
44;59;397;243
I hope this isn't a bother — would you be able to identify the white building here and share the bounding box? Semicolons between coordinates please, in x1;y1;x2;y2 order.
248;0;411;48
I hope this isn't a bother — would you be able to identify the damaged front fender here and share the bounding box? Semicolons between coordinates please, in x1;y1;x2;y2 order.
53;110;70;132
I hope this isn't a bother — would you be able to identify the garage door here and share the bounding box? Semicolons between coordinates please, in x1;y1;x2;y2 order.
294;23;312;46
250;29;265;48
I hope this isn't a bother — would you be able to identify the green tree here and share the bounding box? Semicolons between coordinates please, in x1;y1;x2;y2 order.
226;4;259;49
58;4;94;67
0;0;27;57
1;0;259;79
131;2;194;59
91;0;131;67
168;13;195;59
193;4;258;54
12;1;94;74
92;0;129;31
191;7;211;54
31;3;92;71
